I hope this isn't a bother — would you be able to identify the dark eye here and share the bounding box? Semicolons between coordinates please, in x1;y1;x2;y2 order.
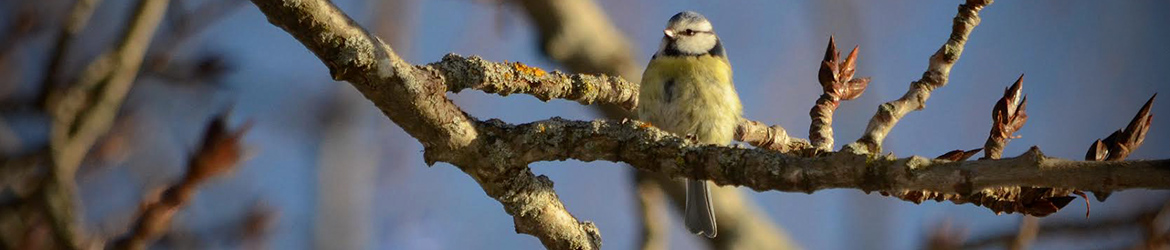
683;29;697;36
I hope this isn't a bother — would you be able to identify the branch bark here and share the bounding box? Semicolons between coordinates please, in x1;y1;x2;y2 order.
845;0;992;154
249;0;600;248
476;118;1169;195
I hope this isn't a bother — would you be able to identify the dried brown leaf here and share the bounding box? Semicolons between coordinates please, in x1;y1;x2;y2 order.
936;148;983;161
1085;139;1107;161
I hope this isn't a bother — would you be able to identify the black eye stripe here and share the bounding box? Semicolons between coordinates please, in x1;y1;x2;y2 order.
679;29;711;36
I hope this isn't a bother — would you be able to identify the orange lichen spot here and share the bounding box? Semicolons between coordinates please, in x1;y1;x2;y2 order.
512;62;547;77
638;122;654;129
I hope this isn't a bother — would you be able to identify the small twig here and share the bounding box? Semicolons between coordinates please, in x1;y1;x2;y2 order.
845;0;993;154
1008;216;1039;250
810;36;870;151
632;171;667;250
40;0;172;248
112;114;249;250
35;0;106;109
429;54;638;110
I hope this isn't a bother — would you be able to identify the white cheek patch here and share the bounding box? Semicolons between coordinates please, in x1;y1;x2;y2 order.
676;34;717;55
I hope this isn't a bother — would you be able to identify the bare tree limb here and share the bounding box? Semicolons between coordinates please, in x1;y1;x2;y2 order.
251;0;1168;247
249;0;600;248
474;117;1169;195
845;0;993;154
40;0;171;248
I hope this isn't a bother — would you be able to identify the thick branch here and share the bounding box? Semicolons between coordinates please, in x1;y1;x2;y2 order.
846;0;992;154
249;0;600;248
473;117;1169;216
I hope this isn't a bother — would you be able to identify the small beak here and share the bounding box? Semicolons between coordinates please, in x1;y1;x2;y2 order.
663;29;675;38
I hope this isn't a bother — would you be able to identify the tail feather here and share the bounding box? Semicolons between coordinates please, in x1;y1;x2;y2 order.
684;179;717;238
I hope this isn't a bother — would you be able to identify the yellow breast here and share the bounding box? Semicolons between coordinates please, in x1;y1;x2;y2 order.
637;55;743;145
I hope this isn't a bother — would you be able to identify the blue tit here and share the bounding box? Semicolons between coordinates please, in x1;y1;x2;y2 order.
637;11;742;238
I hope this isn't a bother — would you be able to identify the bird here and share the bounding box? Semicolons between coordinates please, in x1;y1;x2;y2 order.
637;11;742;238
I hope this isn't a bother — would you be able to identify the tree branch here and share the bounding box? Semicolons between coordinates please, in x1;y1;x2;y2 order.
632;171;668;250
249;0;600;248
431;54;638;110
41;0;170;248
845;0;992;154
476;117;1169;194
810;36;870;152
512;1;805;248
251;0;1167;247
35;0;105;108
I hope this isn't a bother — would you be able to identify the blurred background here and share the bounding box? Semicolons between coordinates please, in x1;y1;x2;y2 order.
0;0;1167;249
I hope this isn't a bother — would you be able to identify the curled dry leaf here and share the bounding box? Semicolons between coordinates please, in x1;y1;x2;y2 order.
1085;139;1107;161
936;148;983;161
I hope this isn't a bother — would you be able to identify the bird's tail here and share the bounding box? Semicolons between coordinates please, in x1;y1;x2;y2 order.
684;179;717;238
